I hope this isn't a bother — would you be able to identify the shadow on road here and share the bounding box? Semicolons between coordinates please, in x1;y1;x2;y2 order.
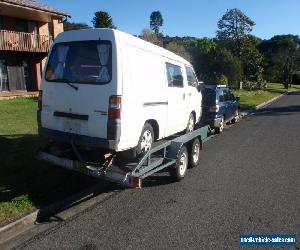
287;91;300;96
142;173;175;188
254;105;300;117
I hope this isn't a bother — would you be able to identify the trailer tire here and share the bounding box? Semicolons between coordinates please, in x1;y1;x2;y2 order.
171;145;188;181
189;138;201;168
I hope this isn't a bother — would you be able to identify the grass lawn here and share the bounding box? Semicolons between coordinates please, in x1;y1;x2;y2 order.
233;83;300;110
0;97;97;226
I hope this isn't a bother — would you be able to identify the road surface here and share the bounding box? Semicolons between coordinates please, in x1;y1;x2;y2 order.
12;92;300;249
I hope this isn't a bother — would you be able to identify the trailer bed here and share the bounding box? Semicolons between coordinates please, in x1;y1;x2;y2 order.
38;125;211;188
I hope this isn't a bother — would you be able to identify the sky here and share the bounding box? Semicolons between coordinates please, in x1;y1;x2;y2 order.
43;0;300;39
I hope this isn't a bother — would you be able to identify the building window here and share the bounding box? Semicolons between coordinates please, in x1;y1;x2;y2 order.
0;60;9;91
0;16;3;29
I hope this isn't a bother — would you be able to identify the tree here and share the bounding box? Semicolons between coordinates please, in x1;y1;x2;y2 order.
164;40;191;61
214;46;243;87
63;21;90;31
140;28;162;46
92;11;116;29
241;39;264;86
216;74;228;85
217;8;255;56
258;35;300;88
185;38;242;86
150;11;163;35
185;38;217;82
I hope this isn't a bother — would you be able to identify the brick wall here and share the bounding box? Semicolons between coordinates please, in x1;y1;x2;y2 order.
52;18;64;38
39;22;49;36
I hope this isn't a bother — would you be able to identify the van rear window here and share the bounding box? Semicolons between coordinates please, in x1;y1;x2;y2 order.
202;88;216;105
45;40;112;84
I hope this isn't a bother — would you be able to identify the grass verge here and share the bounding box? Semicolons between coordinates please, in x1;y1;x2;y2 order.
0;97;97;226
233;83;300;110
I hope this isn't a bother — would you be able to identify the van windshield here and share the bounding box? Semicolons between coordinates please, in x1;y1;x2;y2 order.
45;40;112;84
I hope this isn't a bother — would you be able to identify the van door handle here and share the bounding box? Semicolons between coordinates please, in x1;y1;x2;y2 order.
183;93;185;100
189;93;192;96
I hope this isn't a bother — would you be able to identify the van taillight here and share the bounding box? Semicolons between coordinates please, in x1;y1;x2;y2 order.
38;90;43;110
108;95;122;119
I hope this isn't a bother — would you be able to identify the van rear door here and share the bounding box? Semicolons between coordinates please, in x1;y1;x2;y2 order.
41;40;115;140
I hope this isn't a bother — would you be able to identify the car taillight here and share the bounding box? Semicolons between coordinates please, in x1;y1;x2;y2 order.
108;95;122;119
38;90;43;110
209;105;219;112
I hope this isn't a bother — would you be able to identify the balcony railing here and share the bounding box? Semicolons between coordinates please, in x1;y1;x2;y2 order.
0;30;53;53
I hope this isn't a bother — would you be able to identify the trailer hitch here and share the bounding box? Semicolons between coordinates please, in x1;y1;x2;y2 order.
71;138;114;175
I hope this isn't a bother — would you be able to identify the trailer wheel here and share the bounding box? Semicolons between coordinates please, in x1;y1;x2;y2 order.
189;138;201;168
171;145;188;181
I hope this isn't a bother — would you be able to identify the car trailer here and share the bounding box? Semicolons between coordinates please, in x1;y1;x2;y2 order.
37;125;212;188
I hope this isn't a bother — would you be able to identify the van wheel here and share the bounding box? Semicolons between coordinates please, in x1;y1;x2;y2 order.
136;123;154;156
171;145;188;181
215;116;224;134
231;109;240;124
189;138;201;168
186;113;195;133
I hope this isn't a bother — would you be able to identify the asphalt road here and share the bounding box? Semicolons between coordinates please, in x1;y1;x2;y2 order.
15;92;300;249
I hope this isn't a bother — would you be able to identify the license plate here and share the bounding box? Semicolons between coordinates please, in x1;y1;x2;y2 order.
63;121;81;133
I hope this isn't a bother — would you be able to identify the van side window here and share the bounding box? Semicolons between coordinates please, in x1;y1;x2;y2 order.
166;63;183;88
185;66;198;87
223;89;230;101
229;91;235;100
219;93;224;102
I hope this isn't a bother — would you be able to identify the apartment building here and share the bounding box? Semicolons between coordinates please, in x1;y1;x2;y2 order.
0;0;69;93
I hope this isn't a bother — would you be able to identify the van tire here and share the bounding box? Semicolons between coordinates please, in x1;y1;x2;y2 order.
136;123;154;157
215;116;224;134
186;113;195;133
231;109;240;124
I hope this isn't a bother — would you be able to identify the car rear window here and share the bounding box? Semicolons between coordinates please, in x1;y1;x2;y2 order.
202;88;216;105
45;40;112;84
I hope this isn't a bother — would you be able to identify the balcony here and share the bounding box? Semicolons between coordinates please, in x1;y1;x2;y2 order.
0;30;53;53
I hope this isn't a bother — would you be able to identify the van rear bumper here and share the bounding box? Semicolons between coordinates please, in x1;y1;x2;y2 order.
39;127;118;151
201;116;223;128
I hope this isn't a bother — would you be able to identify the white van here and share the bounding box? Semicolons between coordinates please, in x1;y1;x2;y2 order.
38;29;202;156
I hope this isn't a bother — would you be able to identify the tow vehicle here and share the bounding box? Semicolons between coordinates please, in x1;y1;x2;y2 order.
37;125;212;188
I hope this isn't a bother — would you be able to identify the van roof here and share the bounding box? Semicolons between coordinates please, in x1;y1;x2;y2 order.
54;28;192;67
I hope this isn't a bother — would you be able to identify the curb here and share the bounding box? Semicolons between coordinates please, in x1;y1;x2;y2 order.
240;91;288;117
0;211;38;243
0;182;120;245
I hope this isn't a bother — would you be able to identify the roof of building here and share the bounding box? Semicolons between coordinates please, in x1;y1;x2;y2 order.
1;0;70;17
